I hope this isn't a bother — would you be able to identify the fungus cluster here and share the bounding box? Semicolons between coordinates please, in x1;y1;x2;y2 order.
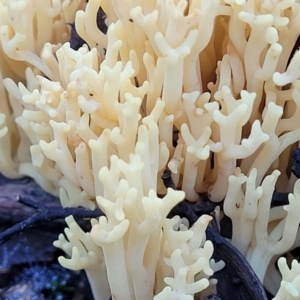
1;0;300;299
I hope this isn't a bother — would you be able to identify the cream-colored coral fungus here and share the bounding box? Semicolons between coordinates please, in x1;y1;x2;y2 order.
2;0;300;299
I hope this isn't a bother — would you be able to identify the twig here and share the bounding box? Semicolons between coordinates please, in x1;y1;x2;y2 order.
0;196;103;245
